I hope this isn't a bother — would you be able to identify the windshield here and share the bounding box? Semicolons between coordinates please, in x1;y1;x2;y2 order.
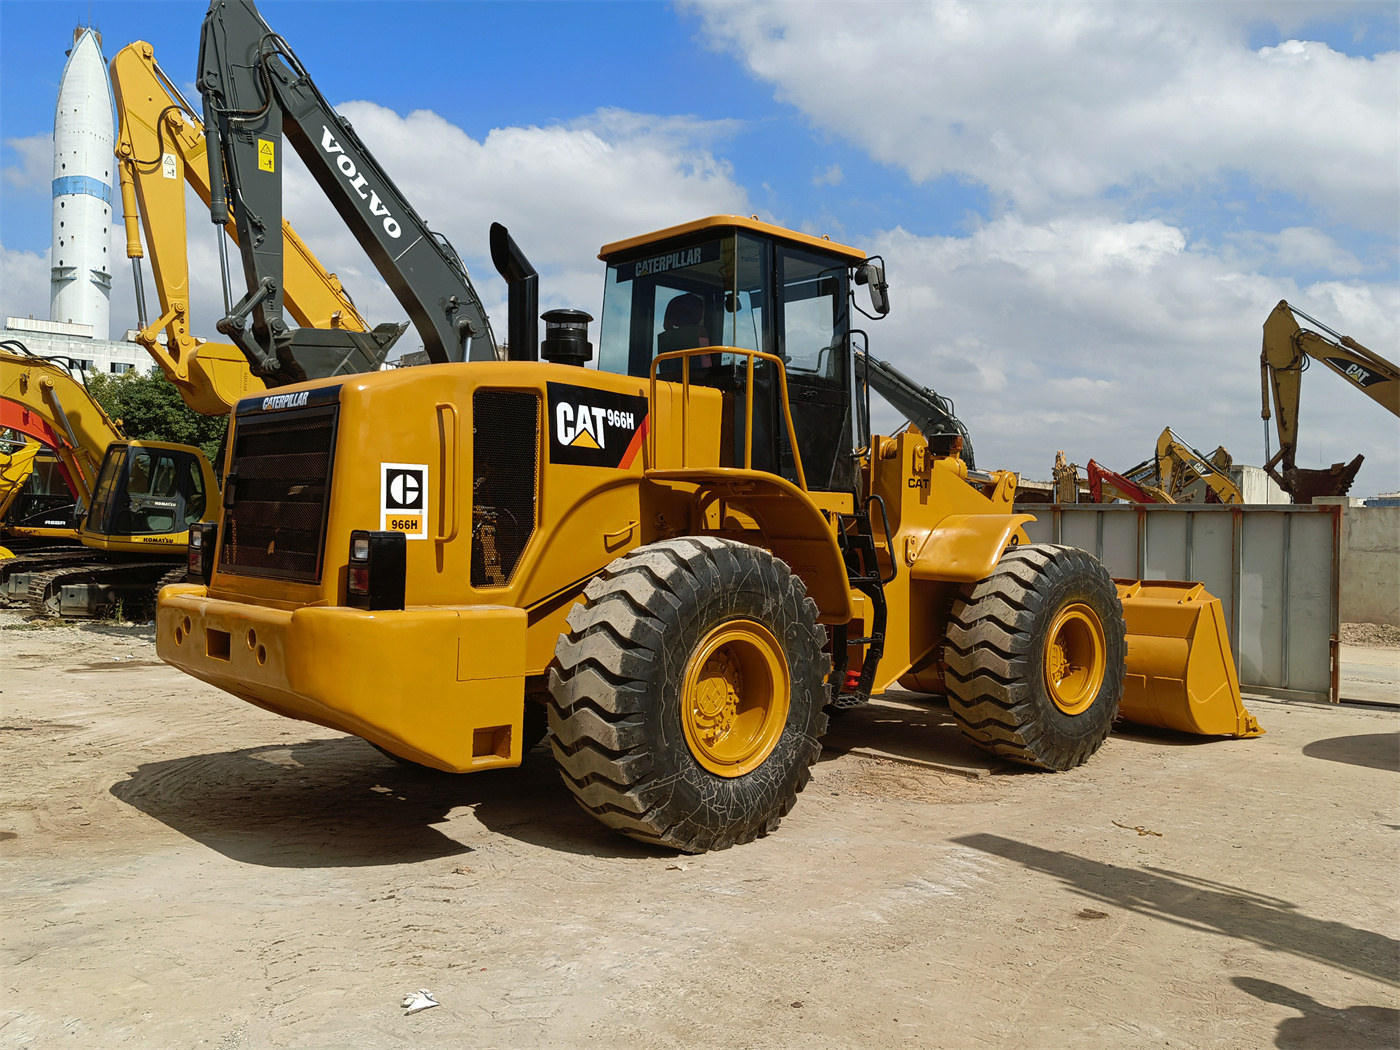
598;233;769;378
87;445;206;537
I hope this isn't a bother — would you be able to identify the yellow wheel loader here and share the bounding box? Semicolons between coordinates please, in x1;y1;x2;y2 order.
158;215;1261;853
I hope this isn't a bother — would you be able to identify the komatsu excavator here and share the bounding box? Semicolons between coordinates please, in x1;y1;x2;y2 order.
1260;300;1398;503
0;348;219;615
157;0;1260;854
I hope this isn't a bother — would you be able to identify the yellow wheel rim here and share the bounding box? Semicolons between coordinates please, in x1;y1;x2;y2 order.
1043;603;1107;716
680;619;790;778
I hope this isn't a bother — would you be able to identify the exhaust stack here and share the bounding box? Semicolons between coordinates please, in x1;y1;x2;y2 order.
489;222;538;362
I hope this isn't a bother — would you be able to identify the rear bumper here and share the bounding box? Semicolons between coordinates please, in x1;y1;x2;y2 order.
157;584;528;772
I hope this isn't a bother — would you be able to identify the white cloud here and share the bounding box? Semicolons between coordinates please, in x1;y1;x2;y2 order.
0;243;51;322
694;2;1398;230
2;133;52;192
78;104;750;363
1229;226;1367;276
861;216;1399;492
813;164;843;187
273;102;750;355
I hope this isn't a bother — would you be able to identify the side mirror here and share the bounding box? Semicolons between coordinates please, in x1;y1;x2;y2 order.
855;260;889;316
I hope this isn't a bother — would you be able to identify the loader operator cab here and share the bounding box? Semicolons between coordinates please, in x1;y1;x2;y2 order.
597;218;870;493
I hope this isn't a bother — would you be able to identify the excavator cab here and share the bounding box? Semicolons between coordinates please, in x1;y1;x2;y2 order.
597;219;863;492
84;442;213;544
3;446;81;539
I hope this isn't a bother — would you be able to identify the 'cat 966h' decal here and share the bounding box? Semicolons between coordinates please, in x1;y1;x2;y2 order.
547;382;649;469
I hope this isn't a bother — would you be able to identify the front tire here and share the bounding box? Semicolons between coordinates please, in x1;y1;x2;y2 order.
944;543;1125;770
547;537;829;852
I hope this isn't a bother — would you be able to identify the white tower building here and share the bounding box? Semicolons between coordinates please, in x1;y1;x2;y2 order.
50;26;114;339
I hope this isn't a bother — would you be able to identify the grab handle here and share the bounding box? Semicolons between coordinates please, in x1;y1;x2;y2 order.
435;402;459;543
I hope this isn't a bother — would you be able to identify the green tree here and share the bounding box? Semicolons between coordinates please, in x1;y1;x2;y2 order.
86;367;227;466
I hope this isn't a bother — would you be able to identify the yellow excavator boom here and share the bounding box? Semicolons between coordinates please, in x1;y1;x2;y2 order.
111;41;376;414
1260;299;1398;502
1153;427;1242;504
0;350;123;504
0;434;46;523
0;437;43;521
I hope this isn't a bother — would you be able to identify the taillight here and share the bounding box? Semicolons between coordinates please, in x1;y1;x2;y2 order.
346;530;406;611
187;521;218;584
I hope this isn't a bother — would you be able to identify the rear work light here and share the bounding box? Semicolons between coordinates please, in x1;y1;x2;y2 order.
346;530;407;611
187;521;218;584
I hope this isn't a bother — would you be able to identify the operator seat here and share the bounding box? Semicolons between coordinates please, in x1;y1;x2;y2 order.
656;293;717;373
657;293;708;355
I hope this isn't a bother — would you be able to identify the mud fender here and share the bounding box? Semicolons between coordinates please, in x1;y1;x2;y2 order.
907;513;1035;583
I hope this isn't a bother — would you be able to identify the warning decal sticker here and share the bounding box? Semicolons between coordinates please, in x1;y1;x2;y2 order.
258;138;275;173
546;382;650;469
380;462;427;539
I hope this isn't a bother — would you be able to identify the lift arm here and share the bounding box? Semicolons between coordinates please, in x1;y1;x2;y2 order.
197;0;495;383
1260;299;1397;501
856;350;975;468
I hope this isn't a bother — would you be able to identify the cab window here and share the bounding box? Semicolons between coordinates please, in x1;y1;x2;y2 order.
598;234;771;378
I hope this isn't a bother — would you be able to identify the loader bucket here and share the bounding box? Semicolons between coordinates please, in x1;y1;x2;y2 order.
1115;580;1264;738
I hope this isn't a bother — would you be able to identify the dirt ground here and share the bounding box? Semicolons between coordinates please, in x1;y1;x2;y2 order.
2;611;1397;1050
1342;622;1400;650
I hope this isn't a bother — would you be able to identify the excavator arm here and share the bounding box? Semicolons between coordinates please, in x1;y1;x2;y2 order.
1153;428;1241;504
197;0;495;383
0;349;124;506
1260;299;1398;502
111;41;398;411
1086;459;1172;504
0;438;44;522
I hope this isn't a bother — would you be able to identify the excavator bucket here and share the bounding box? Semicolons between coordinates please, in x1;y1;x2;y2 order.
1115;580;1264;738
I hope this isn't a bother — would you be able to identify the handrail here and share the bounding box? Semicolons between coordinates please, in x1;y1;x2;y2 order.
647;346;808;491
435;402;459;543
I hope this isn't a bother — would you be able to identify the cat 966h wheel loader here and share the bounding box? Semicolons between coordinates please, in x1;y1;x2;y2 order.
157;215;1261;853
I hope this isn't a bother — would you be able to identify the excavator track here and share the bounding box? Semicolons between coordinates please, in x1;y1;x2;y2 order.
27;560;184;619
1;547;102;602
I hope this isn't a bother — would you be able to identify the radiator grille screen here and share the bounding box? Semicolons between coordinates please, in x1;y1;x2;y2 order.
471;390;539;587
221;406;338;582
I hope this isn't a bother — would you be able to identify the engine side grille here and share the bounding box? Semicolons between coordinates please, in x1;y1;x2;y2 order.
471;390;539;587
221;405;338;582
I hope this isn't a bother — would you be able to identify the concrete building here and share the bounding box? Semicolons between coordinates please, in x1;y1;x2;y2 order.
4;316;147;376
50;26;115;338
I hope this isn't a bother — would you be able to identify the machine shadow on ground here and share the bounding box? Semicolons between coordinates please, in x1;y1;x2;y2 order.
1232;976;1400;1049
109;736;654;867
820;692;1223;772
955;833;1400;988
817;694;996;771
1301;732;1400;773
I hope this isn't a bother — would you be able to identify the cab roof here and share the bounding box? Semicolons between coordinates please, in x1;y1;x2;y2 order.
599;215;865;263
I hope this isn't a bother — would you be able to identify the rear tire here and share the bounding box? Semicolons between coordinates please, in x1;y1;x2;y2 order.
547;537;828;853
944;543;1125;770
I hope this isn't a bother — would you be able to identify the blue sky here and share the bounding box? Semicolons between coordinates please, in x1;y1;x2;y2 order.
2;1;1397;492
